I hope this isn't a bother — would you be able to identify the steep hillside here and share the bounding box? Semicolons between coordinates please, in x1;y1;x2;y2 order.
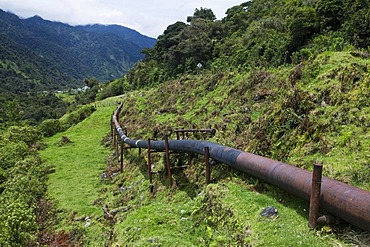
40;51;370;246
120;51;370;191
0;9;156;93
108;50;370;245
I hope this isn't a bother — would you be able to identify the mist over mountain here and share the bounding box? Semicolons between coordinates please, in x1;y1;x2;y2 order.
0;9;156;93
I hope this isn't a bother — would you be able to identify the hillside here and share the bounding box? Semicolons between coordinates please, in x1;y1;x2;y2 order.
0;9;156;93
118;51;370;192
36;50;370;246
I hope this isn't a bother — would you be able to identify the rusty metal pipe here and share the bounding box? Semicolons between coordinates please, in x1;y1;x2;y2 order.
113;103;370;232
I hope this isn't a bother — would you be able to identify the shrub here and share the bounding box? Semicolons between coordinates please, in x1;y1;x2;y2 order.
39;119;61;137
2;125;40;147
66;105;95;124
0;196;37;246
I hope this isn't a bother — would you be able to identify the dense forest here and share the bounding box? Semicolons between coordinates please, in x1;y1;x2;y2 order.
1;0;370;245
100;0;370;92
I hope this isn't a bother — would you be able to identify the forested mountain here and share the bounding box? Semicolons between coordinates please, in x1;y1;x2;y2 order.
0;9;156;93
121;0;370;89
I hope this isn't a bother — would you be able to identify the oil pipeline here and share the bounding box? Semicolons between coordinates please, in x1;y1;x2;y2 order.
112;102;370;232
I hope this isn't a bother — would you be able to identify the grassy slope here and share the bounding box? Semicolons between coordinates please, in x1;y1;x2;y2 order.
110;166;350;246
41;51;369;246
40;98;120;245
122;51;370;191
287;52;370;189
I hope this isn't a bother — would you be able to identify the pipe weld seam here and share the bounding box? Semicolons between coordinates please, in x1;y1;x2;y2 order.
135;140;141;147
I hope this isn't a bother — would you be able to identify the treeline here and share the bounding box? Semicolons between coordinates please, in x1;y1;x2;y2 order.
100;0;369;93
0;33;83;93
0;92;68;129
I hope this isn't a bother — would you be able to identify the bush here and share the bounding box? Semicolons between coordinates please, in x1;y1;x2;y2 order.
0;142;29;170
0;127;45;247
2;125;40;147
36;105;96;137
97;78;131;100
64;105;96;126
0;196;37;246
39;119;61;137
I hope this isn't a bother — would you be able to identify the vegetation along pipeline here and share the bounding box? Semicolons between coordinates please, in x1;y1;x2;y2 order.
112;102;370;232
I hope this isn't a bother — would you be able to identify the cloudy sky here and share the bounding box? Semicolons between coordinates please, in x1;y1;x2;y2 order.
0;0;246;38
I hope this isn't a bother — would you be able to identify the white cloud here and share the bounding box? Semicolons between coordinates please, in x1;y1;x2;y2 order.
0;0;246;37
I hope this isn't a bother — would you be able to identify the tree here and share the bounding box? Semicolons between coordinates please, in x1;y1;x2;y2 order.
222;2;251;35
288;6;319;52
76;78;101;104
154;21;188;64
187;7;216;23
3;100;22;124
39;119;61;137
315;0;344;30
84;77;100;88
342;0;370;47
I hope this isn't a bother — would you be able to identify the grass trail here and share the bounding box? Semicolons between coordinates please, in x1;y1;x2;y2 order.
40;100;118;217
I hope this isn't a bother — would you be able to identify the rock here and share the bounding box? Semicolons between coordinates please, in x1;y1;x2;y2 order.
260;206;279;220
147;238;157;243
84;216;91;227
58;136;73;146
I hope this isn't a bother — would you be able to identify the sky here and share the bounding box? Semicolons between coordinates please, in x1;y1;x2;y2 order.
0;0;246;38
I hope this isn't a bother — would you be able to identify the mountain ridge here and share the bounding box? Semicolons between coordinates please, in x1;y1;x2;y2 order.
0;9;156;93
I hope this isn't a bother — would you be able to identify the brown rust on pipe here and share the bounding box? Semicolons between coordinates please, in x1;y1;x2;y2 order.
308;164;323;229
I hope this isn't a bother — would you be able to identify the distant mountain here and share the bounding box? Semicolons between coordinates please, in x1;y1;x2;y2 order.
0;9;156;93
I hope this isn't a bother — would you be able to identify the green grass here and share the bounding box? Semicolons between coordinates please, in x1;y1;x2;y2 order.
109;160;353;246
41;105;113;215
55;92;76;104
39;98;121;245
219;180;345;246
